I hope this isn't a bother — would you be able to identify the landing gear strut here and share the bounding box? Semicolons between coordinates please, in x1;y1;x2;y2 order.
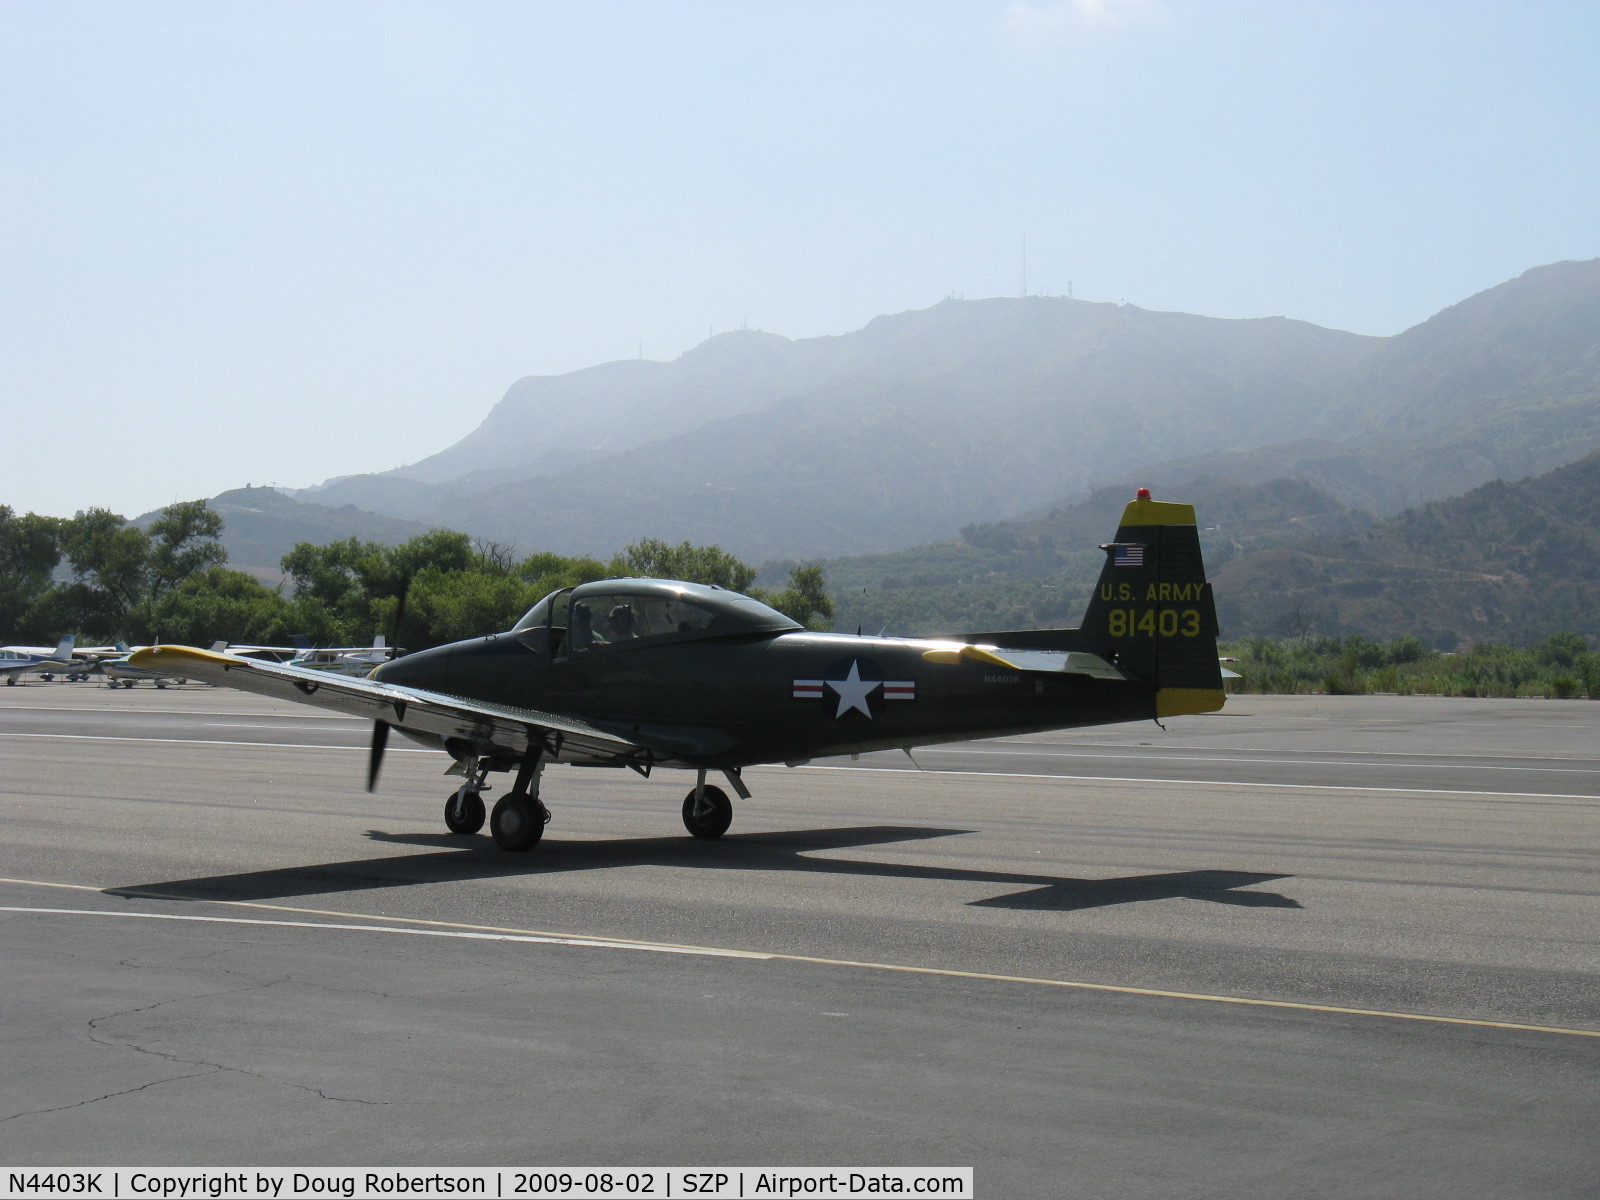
489;753;550;852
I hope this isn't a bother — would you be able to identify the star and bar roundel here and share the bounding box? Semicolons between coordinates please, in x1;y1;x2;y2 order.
792;658;915;720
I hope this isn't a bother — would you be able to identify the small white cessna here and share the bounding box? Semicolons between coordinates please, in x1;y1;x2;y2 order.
1;635;89;685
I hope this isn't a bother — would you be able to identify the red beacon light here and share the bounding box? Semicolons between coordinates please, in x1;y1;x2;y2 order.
1136;487;1152;500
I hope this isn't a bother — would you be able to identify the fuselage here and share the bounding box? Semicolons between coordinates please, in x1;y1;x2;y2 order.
373;627;1154;769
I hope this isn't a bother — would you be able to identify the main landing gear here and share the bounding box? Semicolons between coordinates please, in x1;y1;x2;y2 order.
443;752;550;851
440;757;750;850
681;768;749;839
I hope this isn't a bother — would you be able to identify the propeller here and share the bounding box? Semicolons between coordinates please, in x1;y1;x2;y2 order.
367;720;390;791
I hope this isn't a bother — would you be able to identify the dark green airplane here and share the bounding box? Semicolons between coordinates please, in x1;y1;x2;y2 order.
133;491;1224;852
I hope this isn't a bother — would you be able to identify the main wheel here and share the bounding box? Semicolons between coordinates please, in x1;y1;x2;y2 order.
490;793;545;851
682;785;733;839
443;790;486;835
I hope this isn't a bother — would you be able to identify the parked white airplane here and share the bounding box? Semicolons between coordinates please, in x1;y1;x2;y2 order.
230;635;397;677
1;635;86;685
101;654;186;688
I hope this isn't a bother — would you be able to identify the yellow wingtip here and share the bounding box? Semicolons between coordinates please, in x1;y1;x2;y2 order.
129;645;234;670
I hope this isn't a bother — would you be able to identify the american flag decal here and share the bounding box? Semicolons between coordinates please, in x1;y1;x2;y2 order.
1113;543;1146;567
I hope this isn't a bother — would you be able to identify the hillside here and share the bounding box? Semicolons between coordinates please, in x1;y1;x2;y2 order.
279;260;1600;562
1090;260;1600;516
814;451;1600;648
815;475;1370;637
134;486;436;579
1320;259;1600;510
1209;449;1600;646
297;297;1382;558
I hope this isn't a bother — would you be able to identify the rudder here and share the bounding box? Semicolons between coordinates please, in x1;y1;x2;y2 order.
1078;492;1224;717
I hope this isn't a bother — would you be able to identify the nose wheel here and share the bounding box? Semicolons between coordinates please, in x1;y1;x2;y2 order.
443;789;486;834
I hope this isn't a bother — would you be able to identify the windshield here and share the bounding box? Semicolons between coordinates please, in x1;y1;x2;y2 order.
512;588;572;634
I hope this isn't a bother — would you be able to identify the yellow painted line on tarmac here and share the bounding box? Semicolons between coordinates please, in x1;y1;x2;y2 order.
4;875;1597;1040
0;904;767;959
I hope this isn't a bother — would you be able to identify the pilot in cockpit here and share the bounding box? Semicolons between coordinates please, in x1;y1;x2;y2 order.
607;604;638;640
571;603;600;650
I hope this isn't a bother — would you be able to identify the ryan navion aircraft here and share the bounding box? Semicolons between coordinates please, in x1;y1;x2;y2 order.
134;491;1226;852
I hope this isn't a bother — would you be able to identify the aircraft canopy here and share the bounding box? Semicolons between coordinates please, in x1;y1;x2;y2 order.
513;578;800;650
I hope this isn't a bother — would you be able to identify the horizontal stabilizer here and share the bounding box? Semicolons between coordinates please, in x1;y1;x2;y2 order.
921;642;1125;679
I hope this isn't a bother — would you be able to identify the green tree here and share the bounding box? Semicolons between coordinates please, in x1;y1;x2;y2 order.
146;499;227;594
755;564;835;631
519;551;610;594
57;508;152;639
0;506;63;639
144;568;292;646
612;539;757;591
403;566;532;646
281;537;384;614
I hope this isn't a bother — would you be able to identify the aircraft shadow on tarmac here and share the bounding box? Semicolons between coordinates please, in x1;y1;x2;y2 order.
105;824;1300;914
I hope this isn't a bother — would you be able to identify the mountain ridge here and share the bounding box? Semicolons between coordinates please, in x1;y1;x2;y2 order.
298;295;1385;558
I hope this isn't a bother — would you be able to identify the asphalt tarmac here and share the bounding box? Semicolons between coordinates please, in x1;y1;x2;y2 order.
2;683;1597;1196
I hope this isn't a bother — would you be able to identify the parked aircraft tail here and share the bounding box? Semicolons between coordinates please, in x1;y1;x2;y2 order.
53;634;75;661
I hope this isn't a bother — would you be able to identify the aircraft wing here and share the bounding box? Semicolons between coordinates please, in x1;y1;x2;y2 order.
129;645;645;765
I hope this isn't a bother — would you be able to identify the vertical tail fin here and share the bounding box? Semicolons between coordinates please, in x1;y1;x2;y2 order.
1078;492;1224;716
54;634;75;661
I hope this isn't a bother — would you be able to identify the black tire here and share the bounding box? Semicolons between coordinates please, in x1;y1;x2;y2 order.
490;793;545;851
682;784;733;839
443;790;486;835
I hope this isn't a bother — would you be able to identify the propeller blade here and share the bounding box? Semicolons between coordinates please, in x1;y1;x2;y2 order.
367;720;390;792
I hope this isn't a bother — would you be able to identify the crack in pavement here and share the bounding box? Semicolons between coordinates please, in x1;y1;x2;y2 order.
2;981;389;1122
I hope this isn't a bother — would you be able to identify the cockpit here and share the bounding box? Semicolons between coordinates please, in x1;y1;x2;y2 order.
512;578;801;656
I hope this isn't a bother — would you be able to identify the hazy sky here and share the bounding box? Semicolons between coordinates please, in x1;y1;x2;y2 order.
4;0;1598;520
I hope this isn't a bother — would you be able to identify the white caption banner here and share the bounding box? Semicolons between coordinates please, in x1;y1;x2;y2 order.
3;1169;974;1200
